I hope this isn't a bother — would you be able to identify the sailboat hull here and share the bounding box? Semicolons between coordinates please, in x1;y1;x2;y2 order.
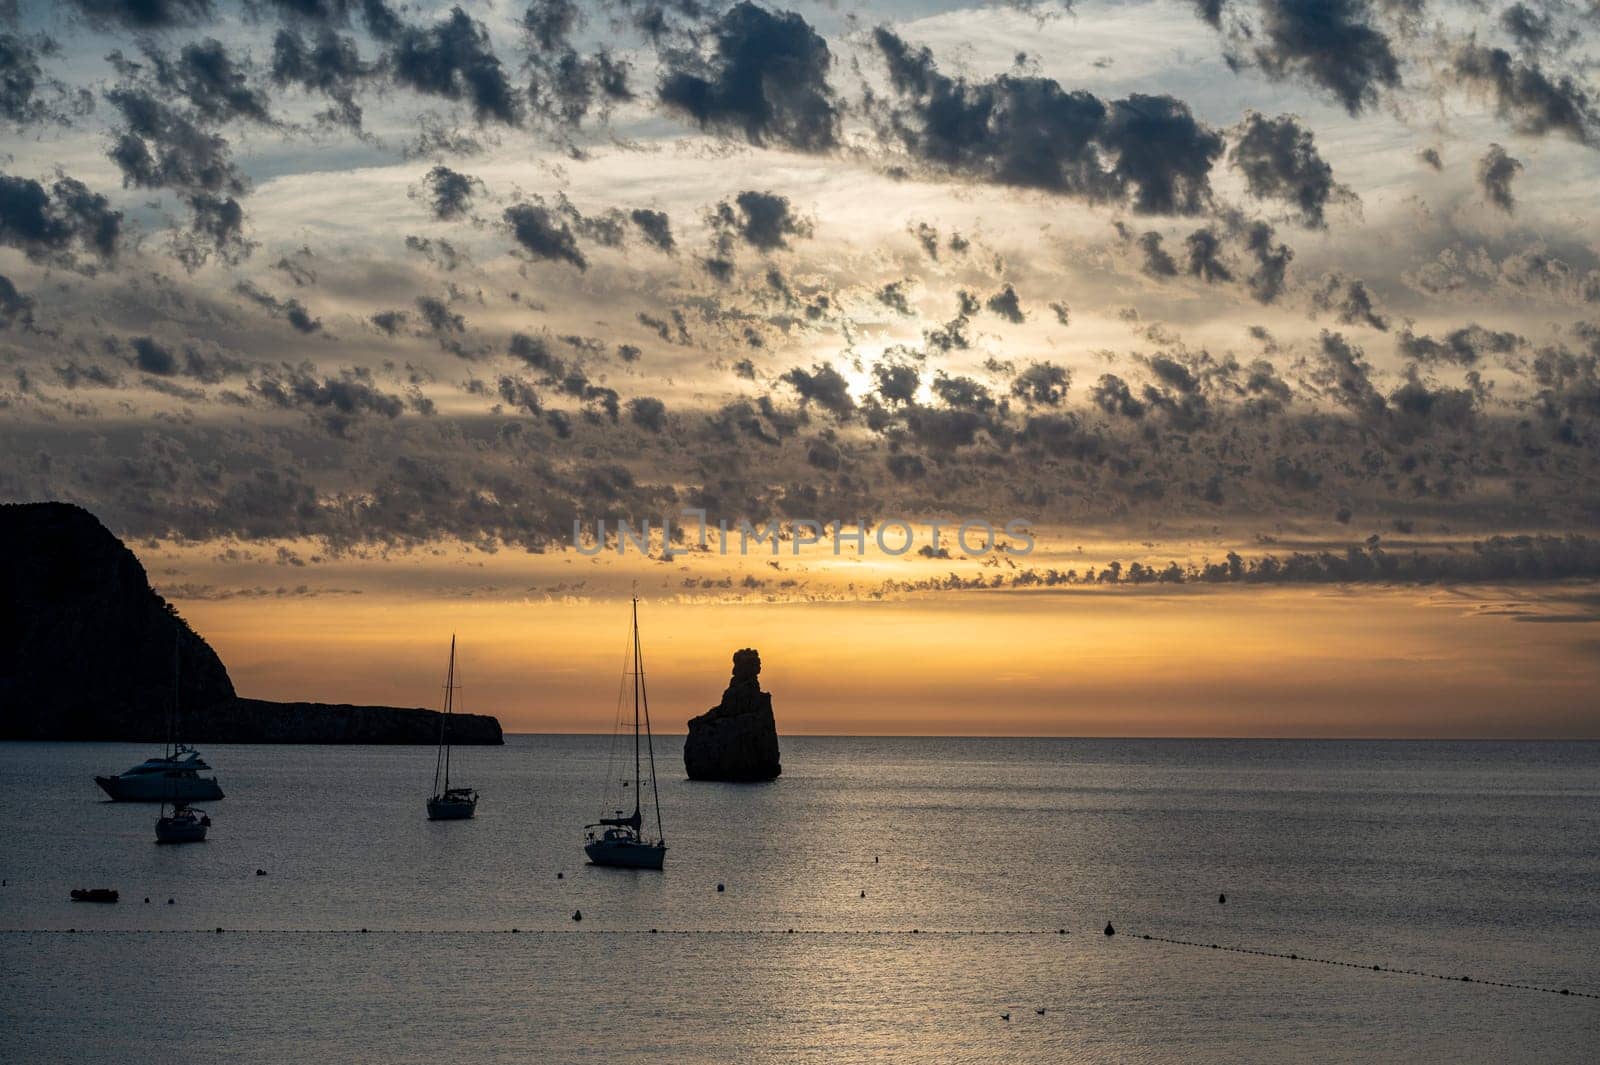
427;798;477;820
155;819;208;844
585;840;666;870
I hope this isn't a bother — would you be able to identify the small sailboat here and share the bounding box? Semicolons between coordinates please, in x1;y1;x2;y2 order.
96;639;223;803
151;641;212;844
426;635;478;820
155;802;210;844
584;597;667;870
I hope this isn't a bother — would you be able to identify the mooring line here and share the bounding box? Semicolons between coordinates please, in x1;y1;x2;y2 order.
2;924;1594;1000
1128;932;1597;1000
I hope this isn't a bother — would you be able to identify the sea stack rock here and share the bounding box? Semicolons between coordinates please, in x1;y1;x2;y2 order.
683;648;782;781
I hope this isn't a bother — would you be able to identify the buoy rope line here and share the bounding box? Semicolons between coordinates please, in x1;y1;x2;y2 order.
1128;932;1595;1000
1;926;1593;1000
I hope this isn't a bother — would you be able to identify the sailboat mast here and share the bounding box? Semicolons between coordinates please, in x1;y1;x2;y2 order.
444;635;455;791
637;604;664;844
631;597;642;822
434;635;454;796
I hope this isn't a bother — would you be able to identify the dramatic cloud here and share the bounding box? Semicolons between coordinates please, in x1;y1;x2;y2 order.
388;6;522;126
422;165;482;220
1313;272;1389;330
1246;0;1401;115
1396;324;1520;365
67;0;212;30
1476;143;1523;212
627;208;674;253
658;2;839;152
1230;112;1352;228
714;190;811;251
871;29;1222;213
0;173;122;264
1450;42;1597;144
504;201;586;270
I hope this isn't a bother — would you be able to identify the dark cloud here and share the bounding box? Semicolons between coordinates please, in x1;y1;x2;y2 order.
1396;324;1520;366
504;201;586;270
0;274;37;331
781;362;854;417
251;363;405;436
1418;146;1443;170
877;280;913;315
272;28;372;130
522;0;579;53
1184;227;1233;283
236;282;323;334
1;32;90;130
1248;0;1401;116
871;29;1221;213
0;172;123;264
1313;272;1389;330
1450;42;1597;144
985;284;1026;323
151;39;274;126
67;0;212;30
714;190;812;251
1049;301;1071;326
1242;220;1293;304
1011;362;1070;406
630;208;674;252
389;6;522;126
1476;143;1523;213
177;191;251;270
1139;231;1179;277
130;336;178;376
1498;3;1556;51
658;2;839;152
1230;112;1352;228
423;165;482;221
627;395;668;432
1090;373;1146;418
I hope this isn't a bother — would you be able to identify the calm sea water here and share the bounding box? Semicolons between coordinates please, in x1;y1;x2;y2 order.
2;737;1596;1063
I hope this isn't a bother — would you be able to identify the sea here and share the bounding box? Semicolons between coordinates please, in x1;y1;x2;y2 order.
2;737;1596;1063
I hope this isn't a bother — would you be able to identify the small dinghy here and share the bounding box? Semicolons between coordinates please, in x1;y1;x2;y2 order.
155;803;210;844
426;636;478;821
70;889;119;903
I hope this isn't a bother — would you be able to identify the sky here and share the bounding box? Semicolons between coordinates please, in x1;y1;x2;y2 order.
2;0;1599;735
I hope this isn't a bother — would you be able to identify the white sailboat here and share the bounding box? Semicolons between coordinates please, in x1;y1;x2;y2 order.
426;635;478;820
584;597;667;870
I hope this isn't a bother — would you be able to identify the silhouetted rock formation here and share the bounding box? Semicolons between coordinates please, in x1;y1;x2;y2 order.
0;502;502;744
684;648;781;781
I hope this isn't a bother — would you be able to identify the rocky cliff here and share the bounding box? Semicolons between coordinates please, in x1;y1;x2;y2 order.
0;502;501;744
683;648;781;781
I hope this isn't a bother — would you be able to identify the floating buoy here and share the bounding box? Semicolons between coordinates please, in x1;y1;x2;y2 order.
874;856;879;863
1104;922;1116;936
511;928;519;934
215;927;223;934
256;869;267;876
860;890;866;898
572;910;582;922
1036;1008;1046;1015
143;897;150;904
716;882;725;892
556;872;564;880
167;898;175;905
1218;893;1226;904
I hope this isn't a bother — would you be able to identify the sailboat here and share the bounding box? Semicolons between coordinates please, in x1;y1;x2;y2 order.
153;639;211;844
155;802;210;844
584;597;667;870
426;635;478;820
